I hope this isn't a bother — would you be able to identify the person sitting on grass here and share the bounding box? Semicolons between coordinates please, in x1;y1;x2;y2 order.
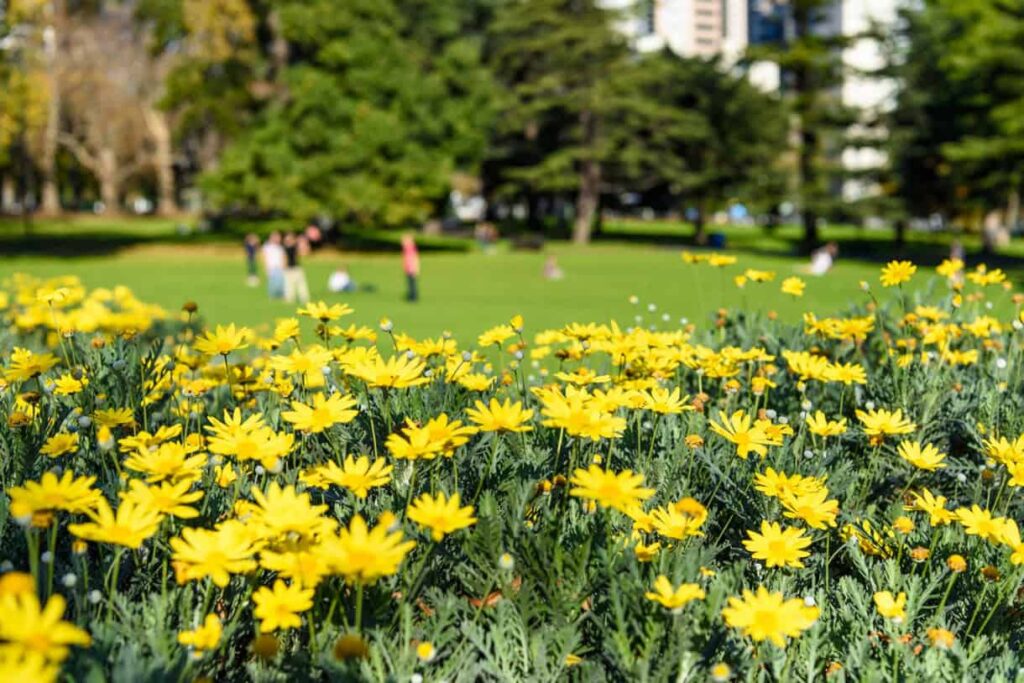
328;266;356;293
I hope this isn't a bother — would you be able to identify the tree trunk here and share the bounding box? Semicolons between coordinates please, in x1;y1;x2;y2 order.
144;108;178;215
802;210;819;250
40;5;64;216
693;204;707;244
1;174;16;213
97;148;120;213
894;218;907;248
573;108;600;245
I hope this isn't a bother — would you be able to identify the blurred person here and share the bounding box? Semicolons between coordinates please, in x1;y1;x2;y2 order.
244;233;261;287
283;232;311;304
543;254;564;281
262;231;286;299
808;242;838;276
328;266;356;293
402;233;420;302
304;222;323;248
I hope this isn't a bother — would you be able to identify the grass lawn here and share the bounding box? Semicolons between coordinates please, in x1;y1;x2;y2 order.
0;240;995;340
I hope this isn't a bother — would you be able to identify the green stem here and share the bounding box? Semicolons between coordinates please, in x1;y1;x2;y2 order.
473;434;501;506
354;582;365;633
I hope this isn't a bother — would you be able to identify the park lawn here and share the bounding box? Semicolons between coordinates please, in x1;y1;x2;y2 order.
0;241;983;340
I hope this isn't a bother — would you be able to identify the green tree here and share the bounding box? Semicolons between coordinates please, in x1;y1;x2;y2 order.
607;51;788;242
936;0;1024;240
750;0;855;249
488;0;628;243
204;0;496;228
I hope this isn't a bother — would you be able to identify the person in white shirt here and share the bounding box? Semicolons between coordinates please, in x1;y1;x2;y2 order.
808;242;838;276
328;267;355;293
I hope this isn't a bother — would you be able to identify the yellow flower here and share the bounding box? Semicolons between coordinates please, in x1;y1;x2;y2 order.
415;641;437;662
92;407;134;428
781;489;839;529
320;514;416;584
955;505;1011;543
4;347;61;382
805;411;846;438
281;392;358;433
40;432;79;458
780;276;806;297
742;521;813;568
644;575;705;610
123;442;206;484
121;479;203;519
855;408;916;444
873;591;906;622
754;468;824;500
178;614;222;654
642;386;691;415
68;497;163;548
194;323;251;356
897;440;946;471
346;354;429;388
252;580;314;633
297;301;353;322
170;520;258;587
946;554;967;573
892;516;915;534
633;540;661;562
709;410;773;459
880;260;917;287
569;465;654;513
7;470;103;517
407;492;477;541
927;627;955;649
0;648;59;682
936;258;963;279
906;488;956;526
0;592;91;661
52;373;87;396
465;397;534;433
478;324;516;347
721;586;819;647
648;500;708;540
300;455;392;498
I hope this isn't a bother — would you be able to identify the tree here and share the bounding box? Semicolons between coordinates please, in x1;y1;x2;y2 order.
488;0;628;243
606;51;788;242
936;0;1024;245
749;0;855;250
874;2;984;243
204;0;496;228
59;6;152;213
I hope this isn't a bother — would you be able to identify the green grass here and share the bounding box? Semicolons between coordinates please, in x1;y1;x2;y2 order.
1;241;996;341
3;215;1022;339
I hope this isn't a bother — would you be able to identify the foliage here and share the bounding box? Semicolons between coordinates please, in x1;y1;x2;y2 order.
606;50;788;239
202;0;497;227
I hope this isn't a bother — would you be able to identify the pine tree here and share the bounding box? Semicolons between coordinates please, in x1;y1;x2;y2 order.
750;0;856;250
488;0;628;243
606;51;787;242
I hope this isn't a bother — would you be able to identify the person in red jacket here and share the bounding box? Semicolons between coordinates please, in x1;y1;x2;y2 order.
401;233;420;302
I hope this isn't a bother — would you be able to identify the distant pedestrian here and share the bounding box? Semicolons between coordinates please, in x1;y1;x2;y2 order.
283;232;310;304
244;233;261;287
401;233;420;302
808;242;839;276
543;254;564;281
262;231;286;299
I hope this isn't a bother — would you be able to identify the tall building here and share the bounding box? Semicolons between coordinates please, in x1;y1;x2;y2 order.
610;0;899;203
